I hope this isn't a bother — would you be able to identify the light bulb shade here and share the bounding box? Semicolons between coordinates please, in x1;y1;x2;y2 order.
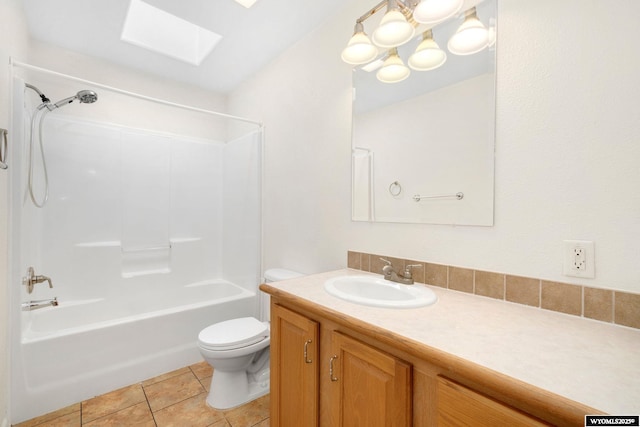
412;0;463;24
376;50;410;83
408;36;446;70
372;10;415;48
342;31;378;64
447;9;490;55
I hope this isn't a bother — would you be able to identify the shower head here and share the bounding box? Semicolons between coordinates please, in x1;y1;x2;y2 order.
52;90;98;109
77;90;98;104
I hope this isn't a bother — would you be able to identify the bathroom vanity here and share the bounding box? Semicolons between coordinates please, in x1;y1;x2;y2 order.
260;269;640;427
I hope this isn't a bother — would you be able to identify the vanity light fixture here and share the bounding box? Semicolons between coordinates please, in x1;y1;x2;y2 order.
372;0;415;48
408;29;447;70
341;22;379;64
412;0;463;24
376;48;411;83
341;0;493;82
447;7;490;55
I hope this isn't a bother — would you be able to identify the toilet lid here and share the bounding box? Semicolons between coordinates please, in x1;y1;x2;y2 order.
199;317;269;350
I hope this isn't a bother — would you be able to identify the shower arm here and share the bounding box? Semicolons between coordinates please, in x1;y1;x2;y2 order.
25;83;50;104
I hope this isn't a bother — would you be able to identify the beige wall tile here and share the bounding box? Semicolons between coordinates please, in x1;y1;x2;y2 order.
475;271;505;300
448;267;474;293
614;292;640;329
347;251;640;329
361;252;371;272
584;287;613;323
347;251;361;269
424;263;447;288
541;281;582;316
506;275;540;307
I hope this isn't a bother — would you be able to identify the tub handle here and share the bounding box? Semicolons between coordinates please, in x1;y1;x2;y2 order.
329;355;339;382
303;339;313;364
22;266;53;294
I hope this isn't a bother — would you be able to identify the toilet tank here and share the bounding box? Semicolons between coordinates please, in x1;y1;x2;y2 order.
261;268;304;321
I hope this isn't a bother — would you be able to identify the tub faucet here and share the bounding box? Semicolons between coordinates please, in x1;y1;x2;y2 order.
380;258;422;285
21;297;58;311
22;267;53;294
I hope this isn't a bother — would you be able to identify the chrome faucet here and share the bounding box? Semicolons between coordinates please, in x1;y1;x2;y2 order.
22;267;53;294
21;297;59;311
380;258;422;285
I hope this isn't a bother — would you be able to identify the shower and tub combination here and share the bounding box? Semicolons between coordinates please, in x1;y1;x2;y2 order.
8;62;264;423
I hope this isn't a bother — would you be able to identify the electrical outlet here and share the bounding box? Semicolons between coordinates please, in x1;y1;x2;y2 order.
563;240;595;278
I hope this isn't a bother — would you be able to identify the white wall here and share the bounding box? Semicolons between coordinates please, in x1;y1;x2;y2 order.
229;0;640;293
0;0;30;424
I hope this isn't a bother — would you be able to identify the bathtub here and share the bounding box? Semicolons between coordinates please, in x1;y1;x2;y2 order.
12;279;256;423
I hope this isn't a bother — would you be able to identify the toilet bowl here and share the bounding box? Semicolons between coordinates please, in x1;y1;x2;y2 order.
197;268;303;409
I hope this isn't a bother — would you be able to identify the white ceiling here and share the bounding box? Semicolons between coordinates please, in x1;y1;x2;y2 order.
22;0;348;94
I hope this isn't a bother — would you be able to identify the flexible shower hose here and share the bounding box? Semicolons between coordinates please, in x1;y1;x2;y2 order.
28;107;51;208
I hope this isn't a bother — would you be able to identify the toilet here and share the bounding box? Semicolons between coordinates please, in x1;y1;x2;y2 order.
197;268;303;409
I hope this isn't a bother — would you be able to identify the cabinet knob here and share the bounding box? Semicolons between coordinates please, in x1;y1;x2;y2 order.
304;339;313;363
329;355;339;382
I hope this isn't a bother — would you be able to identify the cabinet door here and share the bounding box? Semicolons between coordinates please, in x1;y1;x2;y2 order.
271;304;320;427
437;377;551;427
328;331;411;427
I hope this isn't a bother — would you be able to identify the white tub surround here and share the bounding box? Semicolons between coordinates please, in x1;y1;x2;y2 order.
9;70;264;424
261;269;640;420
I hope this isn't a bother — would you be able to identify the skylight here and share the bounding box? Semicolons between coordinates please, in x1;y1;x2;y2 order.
121;0;222;66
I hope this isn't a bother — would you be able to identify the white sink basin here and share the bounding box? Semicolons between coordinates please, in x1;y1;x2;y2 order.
324;275;437;308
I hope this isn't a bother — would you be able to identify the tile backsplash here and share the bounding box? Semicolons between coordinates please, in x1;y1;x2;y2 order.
348;251;640;330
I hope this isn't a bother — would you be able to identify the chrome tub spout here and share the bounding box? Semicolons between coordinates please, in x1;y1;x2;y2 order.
22;297;58;311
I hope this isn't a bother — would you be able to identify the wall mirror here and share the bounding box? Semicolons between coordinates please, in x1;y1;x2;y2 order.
349;0;496;225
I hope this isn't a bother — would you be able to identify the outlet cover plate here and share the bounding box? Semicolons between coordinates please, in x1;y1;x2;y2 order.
563;240;595;278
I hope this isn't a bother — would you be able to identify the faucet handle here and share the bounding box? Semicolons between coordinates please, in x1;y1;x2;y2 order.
35;275;53;288
379;258;394;277
403;264;422;279
22;267;53;294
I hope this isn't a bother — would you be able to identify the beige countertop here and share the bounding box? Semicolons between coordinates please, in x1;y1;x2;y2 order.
262;268;640;416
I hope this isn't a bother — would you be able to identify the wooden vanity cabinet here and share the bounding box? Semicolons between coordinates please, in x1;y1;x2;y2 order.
270;303;319;426
271;303;411;427
437;376;551;427
327;331;412;426
269;299;589;427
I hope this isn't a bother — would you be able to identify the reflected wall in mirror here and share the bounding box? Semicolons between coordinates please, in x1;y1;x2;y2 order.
350;0;496;225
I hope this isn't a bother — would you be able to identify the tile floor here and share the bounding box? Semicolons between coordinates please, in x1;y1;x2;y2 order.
14;361;270;427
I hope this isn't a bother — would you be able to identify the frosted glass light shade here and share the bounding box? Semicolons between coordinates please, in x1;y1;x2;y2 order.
342;30;378;64
408;33;446;70
447;8;490;55
376;49;410;83
413;0;463;24
372;10;415;48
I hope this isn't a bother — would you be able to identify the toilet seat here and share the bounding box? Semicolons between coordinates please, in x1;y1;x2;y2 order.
198;317;269;351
